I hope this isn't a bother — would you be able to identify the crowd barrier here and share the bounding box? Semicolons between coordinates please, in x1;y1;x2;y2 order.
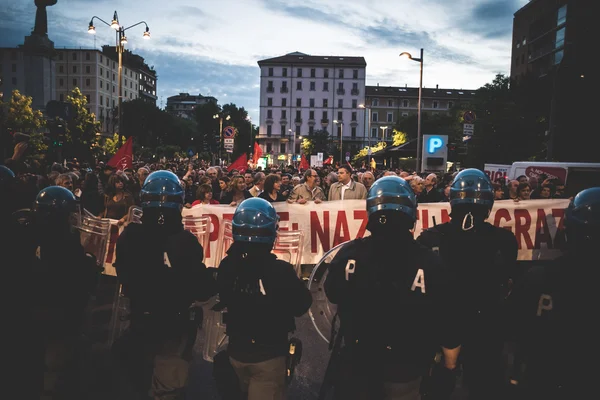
100;199;570;276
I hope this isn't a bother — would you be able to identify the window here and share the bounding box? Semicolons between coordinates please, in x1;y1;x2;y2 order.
352;99;357;108
280;143;286;153
59;78;63;87
267;80;274;91
371;128;377;138
323;82;329;91
296;98;302;107
297;68;302;77
72;65;77;73
322;111;328;120
72;52;77;61
113;85;115;93
124;90;127;97
323;99;328;108
113;73;116;80
73;78;77;87
296;81;302;90
86;94;91;103
267;97;273;106
351;127;356;137
296;110;301;120
59;53;63;61
353;69;358;79
352;111;357;121
282;81;288;89
106;71;109;78
309;126;314;134
106;58;109;66
100;95;103;105
388;100;393;107
113;62;115;68
281;110;287;119
352;82;358;90
557;4;567;26
310;81;315;91
100;67;103;75
324;69;329;78
295;125;300;135
100;55;103;62
555;27;565;49
59;65;64;73
309;98;315;107
282;98;287;107
281;125;286;136
86;78;91;86
266;141;272;151
338;99;343;108
85;52;90;61
554;49;564;65
403;99;409;107
282;68;287;77
372;112;378;122
267;125;272;137
433;101;438;109
337;111;342;120
310;68;316;78
387;112;393;122
338;69;344;78
309;110;315;119
448;101;454;108
372;98;379;106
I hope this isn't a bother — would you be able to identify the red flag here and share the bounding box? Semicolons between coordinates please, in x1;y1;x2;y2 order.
107;136;133;171
323;155;334;165
300;154;310;170
228;153;248;174
252;142;262;164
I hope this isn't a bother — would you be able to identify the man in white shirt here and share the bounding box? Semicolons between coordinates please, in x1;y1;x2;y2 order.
249;172;265;197
328;166;367;201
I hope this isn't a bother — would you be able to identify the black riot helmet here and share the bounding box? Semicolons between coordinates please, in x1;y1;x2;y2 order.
366;176;417;235
34;185;80;228
565;187;600;249
449;168;494;231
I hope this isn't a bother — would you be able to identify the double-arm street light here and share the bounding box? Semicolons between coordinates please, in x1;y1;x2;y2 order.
399;48;423;172
333;119;343;165
213;112;230;166
88;11;150;146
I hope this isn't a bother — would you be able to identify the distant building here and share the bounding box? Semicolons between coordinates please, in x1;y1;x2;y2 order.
101;46;157;105
365;84;477;142
257;52;367;162
165;93;218;120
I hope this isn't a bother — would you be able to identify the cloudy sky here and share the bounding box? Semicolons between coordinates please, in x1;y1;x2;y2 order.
0;0;528;122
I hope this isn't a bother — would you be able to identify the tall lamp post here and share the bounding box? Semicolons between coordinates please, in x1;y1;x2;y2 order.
88;11;150;146
213;112;230;166
358;104;371;166
333;119;343;165
400;48;423;172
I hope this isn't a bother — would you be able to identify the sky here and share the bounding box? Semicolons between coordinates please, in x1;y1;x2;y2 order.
0;0;529;123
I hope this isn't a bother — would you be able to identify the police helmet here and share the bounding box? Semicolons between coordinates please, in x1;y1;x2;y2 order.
366;176;417;222
565;187;600;243
0;165;15;183
140;170;184;210
449;168;494;210
232;197;280;244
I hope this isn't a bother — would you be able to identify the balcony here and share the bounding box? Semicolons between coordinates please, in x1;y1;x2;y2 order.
266;118;273;124
321;118;329;125
294;118;302;124
351;89;359;95
280;87;289;93
307;119;316;126
337;88;345;95
267;87;274;93
350;121;359;127
279;118;288;125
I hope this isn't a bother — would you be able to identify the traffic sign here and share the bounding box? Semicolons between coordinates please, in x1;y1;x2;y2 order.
463;123;474;130
345;151;350;157
224;138;234;144
223;126;235;138
345;156;350;162
463;111;476;123
463;129;474;136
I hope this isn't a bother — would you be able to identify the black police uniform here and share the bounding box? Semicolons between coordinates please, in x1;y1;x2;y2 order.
114;219;216;399
417;218;518;399
217;241;312;399
325;231;460;400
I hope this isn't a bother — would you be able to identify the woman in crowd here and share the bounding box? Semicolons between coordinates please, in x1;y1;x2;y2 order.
493;182;507;200
516;181;532;201
191;183;220;206
259;174;287;203
99;173;135;226
220;175;252;206
218;176;230;201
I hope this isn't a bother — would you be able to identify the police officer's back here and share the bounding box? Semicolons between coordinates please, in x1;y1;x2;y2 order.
325;176;461;400
217;197;312;400
416;168;518;400
507;187;600;399
114;170;216;399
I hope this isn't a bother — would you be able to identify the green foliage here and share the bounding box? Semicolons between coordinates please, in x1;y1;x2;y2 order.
301;137;313;156
3;90;45;133
392;129;408;146
63;87;102;162
304;129;330;156
353;141;387;161
102;133;121;155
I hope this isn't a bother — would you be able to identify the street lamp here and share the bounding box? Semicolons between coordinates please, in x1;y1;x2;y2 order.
213;113;231;166
88;11;150;146
333;119;343;165
400;48;423;172
358;104;372;166
380;125;388;142
288;128;296;165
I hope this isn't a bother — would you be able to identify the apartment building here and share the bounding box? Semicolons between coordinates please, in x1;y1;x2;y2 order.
257;52;367;161
165;93;218;120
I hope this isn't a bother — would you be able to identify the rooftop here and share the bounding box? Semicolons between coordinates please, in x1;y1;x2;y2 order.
258;51;367;67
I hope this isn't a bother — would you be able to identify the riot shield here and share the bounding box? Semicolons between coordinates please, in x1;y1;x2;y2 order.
307;242;351;343
201;296;229;362
183;215;211;261
78;215;111;268
273;230;304;277
127;205;143;224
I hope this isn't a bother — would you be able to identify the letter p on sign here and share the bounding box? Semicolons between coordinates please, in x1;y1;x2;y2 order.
428;137;443;154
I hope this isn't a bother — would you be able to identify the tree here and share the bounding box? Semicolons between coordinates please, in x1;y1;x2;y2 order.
63;87;102;164
101;133;121;156
392;129;408;146
194;102;221;155
303;129;330;156
352;141;387;162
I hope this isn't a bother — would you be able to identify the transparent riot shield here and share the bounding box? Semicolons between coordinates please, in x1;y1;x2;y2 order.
273;230;305;278
127;205;143;224
183;215;211;261
78;215;111;268
214;219;234;268
201;296;229;362
307;242;351;343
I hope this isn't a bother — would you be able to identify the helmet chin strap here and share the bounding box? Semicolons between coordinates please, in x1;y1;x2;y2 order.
462;212;475;231
158;212;164;225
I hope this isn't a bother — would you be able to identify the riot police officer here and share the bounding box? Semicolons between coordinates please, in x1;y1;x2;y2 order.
216;197;312;400
417;168;518;400
324;176;461;400
114;170;216;399
507;187;600;399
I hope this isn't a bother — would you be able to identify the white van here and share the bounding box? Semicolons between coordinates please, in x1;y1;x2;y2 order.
507;161;600;196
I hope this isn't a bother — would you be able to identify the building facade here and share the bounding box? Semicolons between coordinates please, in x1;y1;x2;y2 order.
365;84;477;141
165;93;218;120
257;52;367;162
